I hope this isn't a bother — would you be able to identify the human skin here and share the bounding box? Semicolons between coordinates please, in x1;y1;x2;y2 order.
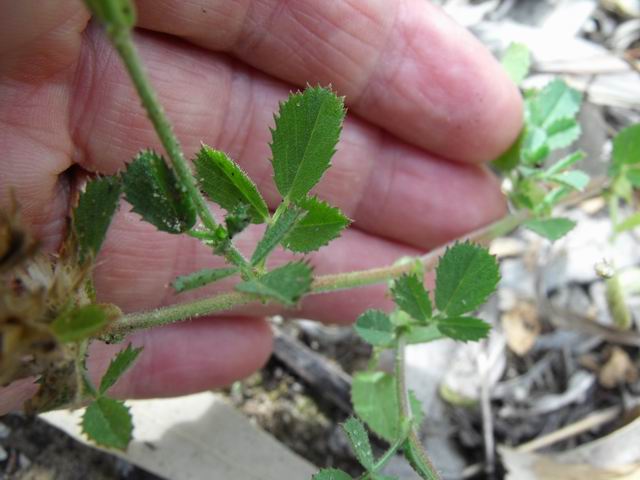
0;0;522;412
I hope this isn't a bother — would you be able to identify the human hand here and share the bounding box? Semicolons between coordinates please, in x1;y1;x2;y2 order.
0;0;522;412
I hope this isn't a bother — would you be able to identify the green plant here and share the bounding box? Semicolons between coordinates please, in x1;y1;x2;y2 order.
1;3;639;479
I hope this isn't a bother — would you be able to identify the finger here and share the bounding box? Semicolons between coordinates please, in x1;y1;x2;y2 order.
0;0;88;80
133;0;522;163
0;377;39;416
94;205;419;323
75;28;506;253
87;316;273;398
0;1;88;249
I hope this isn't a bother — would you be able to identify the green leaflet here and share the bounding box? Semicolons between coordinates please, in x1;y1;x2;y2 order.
546;117;581;150
352;372;398;443
544;151;586;176
313;469;353;480
434;242;500;317
404;324;444;345
391;274;432;323
122;150;196;234
251;206;303;266
195;146;269;224
627;168;640;187
437;316;491;342
355;310;395;347
51;305;108;343
271;86;345;202
236;261;312;306
524;217;576;240
615;212;640;233
342;417;375;471
501;43;530;85
522;126;550;164
82;397;133;450
513;80;583;167
549;170;590;191
352;373;423;444
172;267;238;293
282;196;350;253
611;123;640;175
73;176;122;263
99;344;143;395
529;79;582;129
493;129;524;172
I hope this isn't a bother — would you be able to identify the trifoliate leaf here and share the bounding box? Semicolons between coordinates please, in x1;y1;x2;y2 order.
271;86;345;202
313;469;352;480
236;261;312;306
611;123;640;175
342;417;375;471
391;274;432;323
524;217;576;240
529;79;582;129
501;43;530;85
352;372;398;442
615;212;640;233
73;176;122;262
355;310;395;347
82;397;133;450
99;344;143;395
434;242;500;317
51;305;108;343
172;267;238;293
251;206;303;266
195;146;269;223
549;170;590;191
438;316;491;342
122;151;196;233
283;196;350;253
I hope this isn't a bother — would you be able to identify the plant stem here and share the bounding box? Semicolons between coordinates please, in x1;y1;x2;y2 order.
356;432;408;480
75;340;97;400
105;292;258;338
106;210;530;337
106;26;250;270
394;334;440;480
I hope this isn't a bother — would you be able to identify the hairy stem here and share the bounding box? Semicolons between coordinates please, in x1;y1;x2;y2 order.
395;334;440;480
106;25;250;270
106;211;529;337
